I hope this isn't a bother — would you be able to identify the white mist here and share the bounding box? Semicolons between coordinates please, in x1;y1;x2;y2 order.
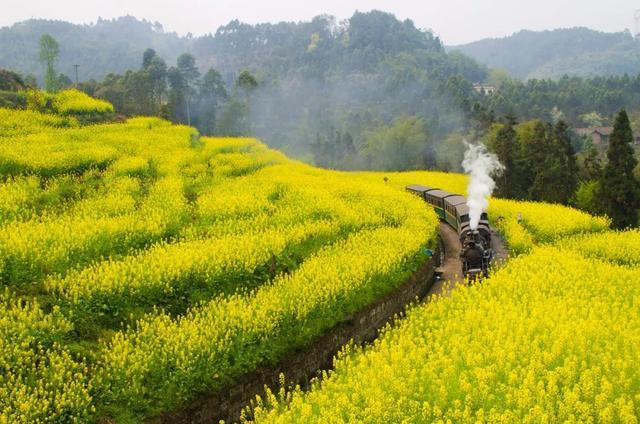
461;142;503;230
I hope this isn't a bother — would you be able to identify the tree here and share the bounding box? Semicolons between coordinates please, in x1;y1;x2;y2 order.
581;144;602;181
142;48;157;69
489;115;525;198
176;53;200;125
56;73;73;90
519;120;548;197
599;109;640;228
0;69;27;91
167;66;187;123
579;111;607;128
528;122;557;201
197;68;227;134
39;34;60;92
525;120;578;204
145;56;168;113
435;131;466;172
552;120;578;202
216;97;248;136
236;70;258;101
363;116;433;171
177;53;200;85
573;180;600;215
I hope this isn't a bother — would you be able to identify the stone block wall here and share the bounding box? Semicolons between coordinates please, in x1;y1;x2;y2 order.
149;247;440;424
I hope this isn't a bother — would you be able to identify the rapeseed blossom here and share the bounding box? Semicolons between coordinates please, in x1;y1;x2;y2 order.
0;105;441;420
0;102;621;422
251;248;640;423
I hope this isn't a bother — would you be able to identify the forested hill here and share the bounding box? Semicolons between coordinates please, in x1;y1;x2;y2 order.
0;17;187;81
0;13;485;84
0;11;490;168
451;27;640;80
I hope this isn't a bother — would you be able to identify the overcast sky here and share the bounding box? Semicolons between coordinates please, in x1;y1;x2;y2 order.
2;0;639;45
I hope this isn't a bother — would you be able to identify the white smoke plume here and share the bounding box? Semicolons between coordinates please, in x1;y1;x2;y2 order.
462;142;504;230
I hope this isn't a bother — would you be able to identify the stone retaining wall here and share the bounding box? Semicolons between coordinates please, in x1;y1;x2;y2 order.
149;247;440;424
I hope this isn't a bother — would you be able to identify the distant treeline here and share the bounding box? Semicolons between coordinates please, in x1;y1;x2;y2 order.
452;27;640;80
22;11;489;170
1;11;640;214
482;74;640;128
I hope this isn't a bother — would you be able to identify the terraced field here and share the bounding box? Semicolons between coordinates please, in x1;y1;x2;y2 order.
0;99;440;422
247;201;637;424
2;91;627;423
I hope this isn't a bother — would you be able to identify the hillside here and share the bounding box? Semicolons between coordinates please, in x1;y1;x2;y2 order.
451;27;640;80
0;92;620;422
0;13;485;85
0;99;441;421
0;12;488;162
0;16;186;82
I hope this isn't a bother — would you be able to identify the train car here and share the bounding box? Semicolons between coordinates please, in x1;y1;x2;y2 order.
443;195;466;230
405;184;435;200
422;189;452;220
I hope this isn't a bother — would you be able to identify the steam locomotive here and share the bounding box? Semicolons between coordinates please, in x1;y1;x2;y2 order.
406;184;493;279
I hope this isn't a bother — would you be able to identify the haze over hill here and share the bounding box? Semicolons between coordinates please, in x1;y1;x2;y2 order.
2;11;640;176
0;12;490;165
451;27;640;80
3;15;640;83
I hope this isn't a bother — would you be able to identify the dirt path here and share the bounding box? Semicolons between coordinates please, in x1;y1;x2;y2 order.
491;228;509;264
427;222;464;297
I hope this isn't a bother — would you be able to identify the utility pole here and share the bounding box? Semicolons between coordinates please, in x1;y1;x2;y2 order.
73;64;80;87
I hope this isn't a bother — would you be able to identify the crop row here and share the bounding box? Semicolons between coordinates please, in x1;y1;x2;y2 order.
0;293;93;423
93;204;438;420
0;177;188;287
0;104;443;422
485;198;610;255
555;229;640;267
251;247;640;423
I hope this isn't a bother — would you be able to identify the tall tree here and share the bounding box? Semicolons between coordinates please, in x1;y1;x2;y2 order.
599;109;640;228
145;55;168;113
167;66;187;123
39;34;59;92
142;48;157;69
197;68;227;134
176;53;200;125
526;120;578;204
551;120;578;203
581;144;602;181
491;114;524;199
528;122;558;201
520;120;548;196
363;116;432;171
236;70;258;101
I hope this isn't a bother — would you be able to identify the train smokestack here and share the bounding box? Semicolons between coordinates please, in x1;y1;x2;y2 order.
462;142;503;230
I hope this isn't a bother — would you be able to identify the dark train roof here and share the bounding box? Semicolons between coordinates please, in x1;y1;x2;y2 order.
405;184;435;194
444;195;467;206
455;203;470;216
424;189;453;199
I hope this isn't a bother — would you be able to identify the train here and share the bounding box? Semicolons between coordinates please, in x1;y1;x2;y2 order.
406;184;493;279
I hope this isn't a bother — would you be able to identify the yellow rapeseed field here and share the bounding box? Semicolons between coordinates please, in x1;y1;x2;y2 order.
0;95;625;423
250;247;640;423
0;103;440;421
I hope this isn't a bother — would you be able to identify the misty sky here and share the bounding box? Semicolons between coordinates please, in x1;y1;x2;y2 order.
2;0;639;45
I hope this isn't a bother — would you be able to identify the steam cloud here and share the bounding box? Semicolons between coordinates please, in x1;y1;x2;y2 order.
461;142;504;230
